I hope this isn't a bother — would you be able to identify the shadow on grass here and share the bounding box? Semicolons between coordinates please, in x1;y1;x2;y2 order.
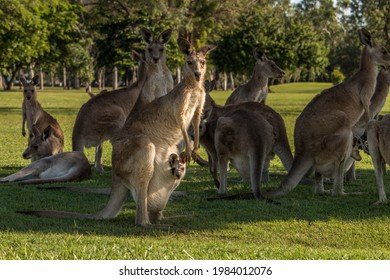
0;164;389;237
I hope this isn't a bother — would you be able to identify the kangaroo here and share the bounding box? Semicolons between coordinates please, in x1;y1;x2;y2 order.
21;38;217;227
264;28;390;199
347;67;390;181
366;114;390;205
214;108;275;199
199;82;293;190
21;76;64;161
23;125;63;162
139;27;174;103
225;48;285;105
0;151;90;185
71;51;149;173
72;29;173;173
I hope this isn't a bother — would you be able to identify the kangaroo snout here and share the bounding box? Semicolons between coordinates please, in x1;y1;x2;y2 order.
153;57;159;64
194;72;201;81
22;150;31;159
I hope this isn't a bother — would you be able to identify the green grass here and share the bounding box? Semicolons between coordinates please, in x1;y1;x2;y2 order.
1;83;390;260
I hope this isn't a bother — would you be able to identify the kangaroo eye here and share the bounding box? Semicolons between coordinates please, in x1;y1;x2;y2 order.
187;61;193;65
33;145;39;149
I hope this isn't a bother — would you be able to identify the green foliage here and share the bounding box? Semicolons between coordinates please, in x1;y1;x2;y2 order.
1;84;390;259
331;67;345;85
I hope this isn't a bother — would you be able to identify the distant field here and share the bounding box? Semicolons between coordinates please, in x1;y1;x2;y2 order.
1;83;390;260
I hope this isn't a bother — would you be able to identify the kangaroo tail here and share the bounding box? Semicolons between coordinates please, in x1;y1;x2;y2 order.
37;186;111;195
263;155;313;198
17;210;98;219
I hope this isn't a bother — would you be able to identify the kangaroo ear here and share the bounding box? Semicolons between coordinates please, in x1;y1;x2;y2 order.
253;48;266;61
20;76;28;87
159;28;173;45
198;43;218;56
132;50;145;63
32;75;40;86
205;79;216;93
358;28;373;48
32;124;40;137
141;27;153;44
42;126;52;141
209;80;216;92
178;37;192;56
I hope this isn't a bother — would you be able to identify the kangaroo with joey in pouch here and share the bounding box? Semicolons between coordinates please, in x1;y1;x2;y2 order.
72;28;173;173
197;80;293;193
21;37;217;227
263;28;390;199
225;48;285;105
347;66;390;181
21;76;64;161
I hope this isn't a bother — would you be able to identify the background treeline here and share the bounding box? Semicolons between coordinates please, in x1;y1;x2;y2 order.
0;0;389;91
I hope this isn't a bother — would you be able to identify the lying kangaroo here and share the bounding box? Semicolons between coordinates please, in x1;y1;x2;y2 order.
225;48;285;105
214;108;275;199
264;28;390;199
23;124;64;162
199;81;293;190
21;76;64;161
347;67;390;181
72;51;149;173
366;114;390;204
22;38;217;227
0;151;90;185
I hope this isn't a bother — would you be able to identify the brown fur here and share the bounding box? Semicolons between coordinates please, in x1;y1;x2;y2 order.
22;38;217;227
71;52;149;173
264;29;390;198
199;85;293;190
0;151;90;184
21;76;64;161
225;48;284;105
366;114;390;204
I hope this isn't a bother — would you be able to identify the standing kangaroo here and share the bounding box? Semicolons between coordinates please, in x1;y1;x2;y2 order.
366;114;390;205
225;48;285;105
214;108;275;199
199;82;293;190
72;51;149;173
347;67;390;181
0;151;90;185
72;28;173;173
22;38;217;227
21;76;64;161
264;29;390;199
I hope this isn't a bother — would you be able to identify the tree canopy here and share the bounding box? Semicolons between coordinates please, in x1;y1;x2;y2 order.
0;0;389;89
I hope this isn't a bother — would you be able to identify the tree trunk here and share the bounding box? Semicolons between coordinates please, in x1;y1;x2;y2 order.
112;66;118;90
0;74;3;89
74;70;80;89
176;66;181;84
223;72;227;91
229;72;234;90
39;69;44;90
63;67;67;89
50;72;54;87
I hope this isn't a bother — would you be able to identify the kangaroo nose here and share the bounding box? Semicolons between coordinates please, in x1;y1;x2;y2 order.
153;57;159;63
194;72;201;81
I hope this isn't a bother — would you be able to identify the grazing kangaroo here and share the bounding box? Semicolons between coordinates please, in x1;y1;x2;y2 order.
72;51;149;173
21;76;64;161
366;114;390;205
347;67;390;181
22;38;217;227
199;82;293;190
264;28;390;199
225;48;285;105
0;151;90;185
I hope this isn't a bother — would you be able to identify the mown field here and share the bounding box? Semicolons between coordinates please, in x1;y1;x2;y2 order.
1;83;390;260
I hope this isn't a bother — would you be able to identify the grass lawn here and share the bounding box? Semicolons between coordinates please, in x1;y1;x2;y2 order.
1;83;390;260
